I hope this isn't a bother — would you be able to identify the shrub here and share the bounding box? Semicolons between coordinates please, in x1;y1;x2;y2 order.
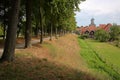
115;41;120;47
115;36;120;47
110;25;120;41
95;29;110;42
80;34;89;39
75;30;80;35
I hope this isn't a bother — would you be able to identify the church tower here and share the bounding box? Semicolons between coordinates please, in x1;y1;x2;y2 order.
89;18;96;26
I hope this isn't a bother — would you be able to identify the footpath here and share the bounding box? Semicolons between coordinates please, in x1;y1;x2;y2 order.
0;37;50;58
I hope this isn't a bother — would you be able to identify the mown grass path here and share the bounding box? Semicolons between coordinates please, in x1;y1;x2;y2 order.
78;38;120;80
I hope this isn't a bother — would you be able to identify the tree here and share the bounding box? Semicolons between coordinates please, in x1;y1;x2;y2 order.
32;0;40;37
0;0;11;39
110;25;120;41
0;0;85;62
25;0;32;48
0;0;20;62
39;0;45;43
95;29;110;42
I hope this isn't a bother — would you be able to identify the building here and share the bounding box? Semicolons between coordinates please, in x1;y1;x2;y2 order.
89;18;96;26
76;18;112;37
97;23;112;32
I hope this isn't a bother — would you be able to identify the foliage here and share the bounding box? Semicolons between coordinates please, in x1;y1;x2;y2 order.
0;0;85;62
0;25;3;35
80;34;89;39
109;25;120;41
94;25;120;48
75;30;80;35
115;40;120;47
95;29;110;42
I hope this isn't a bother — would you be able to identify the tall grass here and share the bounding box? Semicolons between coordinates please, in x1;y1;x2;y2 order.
0;34;97;80
78;38;120;80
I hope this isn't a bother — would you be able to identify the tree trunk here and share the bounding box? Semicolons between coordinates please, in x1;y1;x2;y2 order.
17;25;21;38
35;21;39;37
1;0;20;62
44;27;47;37
55;27;58;39
39;7;43;44
25;0;32;48
49;23;52;41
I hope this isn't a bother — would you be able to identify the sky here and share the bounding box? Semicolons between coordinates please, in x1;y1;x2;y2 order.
75;0;120;26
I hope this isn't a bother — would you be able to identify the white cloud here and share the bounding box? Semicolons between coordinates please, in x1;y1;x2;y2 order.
75;0;120;26
79;0;120;16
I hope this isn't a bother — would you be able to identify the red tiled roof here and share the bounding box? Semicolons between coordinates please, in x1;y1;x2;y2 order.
76;23;112;34
98;23;112;31
88;25;96;31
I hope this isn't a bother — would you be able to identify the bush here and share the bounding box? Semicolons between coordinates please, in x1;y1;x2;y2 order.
115;36;120;47
80;34;89;39
95;29;110;42
115;41;120;47
110;25;120;41
75;30;80;35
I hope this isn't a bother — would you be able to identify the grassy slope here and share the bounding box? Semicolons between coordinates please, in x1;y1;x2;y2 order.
0;34;96;80
86;39;120;73
44;34;88;71
78;38;120;80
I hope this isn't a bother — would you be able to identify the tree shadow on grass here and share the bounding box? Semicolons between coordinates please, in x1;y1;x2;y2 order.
0;55;96;80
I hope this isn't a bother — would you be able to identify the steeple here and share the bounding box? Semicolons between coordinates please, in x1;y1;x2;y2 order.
89;18;96;26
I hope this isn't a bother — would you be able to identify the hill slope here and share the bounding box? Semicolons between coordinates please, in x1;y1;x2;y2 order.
0;34;96;80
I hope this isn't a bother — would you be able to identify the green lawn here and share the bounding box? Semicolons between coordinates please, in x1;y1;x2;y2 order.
78;38;120;80
86;39;120;73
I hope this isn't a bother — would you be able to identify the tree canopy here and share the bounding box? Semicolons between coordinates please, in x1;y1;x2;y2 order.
0;0;85;62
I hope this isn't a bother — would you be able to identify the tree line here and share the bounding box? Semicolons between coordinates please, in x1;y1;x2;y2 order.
95;25;120;47
0;0;84;62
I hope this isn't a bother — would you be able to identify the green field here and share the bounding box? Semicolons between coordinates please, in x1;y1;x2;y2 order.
86;39;120;73
78;38;120;80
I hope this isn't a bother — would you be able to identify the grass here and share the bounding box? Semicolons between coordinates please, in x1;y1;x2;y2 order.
0;57;85;80
43;42;57;58
0;34;96;80
43;34;91;73
78;38;120;80
86;39;120;73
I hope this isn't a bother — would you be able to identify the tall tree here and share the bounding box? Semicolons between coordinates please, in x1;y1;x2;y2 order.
32;0;40;37
39;0;45;44
0;0;20;62
25;0;32;48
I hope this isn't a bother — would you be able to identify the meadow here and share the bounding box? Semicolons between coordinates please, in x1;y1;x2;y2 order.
86;39;120;73
0;34;120;80
78;38;120;80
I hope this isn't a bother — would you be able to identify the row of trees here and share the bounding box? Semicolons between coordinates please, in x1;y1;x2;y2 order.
0;0;84;62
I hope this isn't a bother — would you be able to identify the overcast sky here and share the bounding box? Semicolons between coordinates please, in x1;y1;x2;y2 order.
75;0;120;26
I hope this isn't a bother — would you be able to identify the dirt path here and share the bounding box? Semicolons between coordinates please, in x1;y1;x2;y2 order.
0;37;50;58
